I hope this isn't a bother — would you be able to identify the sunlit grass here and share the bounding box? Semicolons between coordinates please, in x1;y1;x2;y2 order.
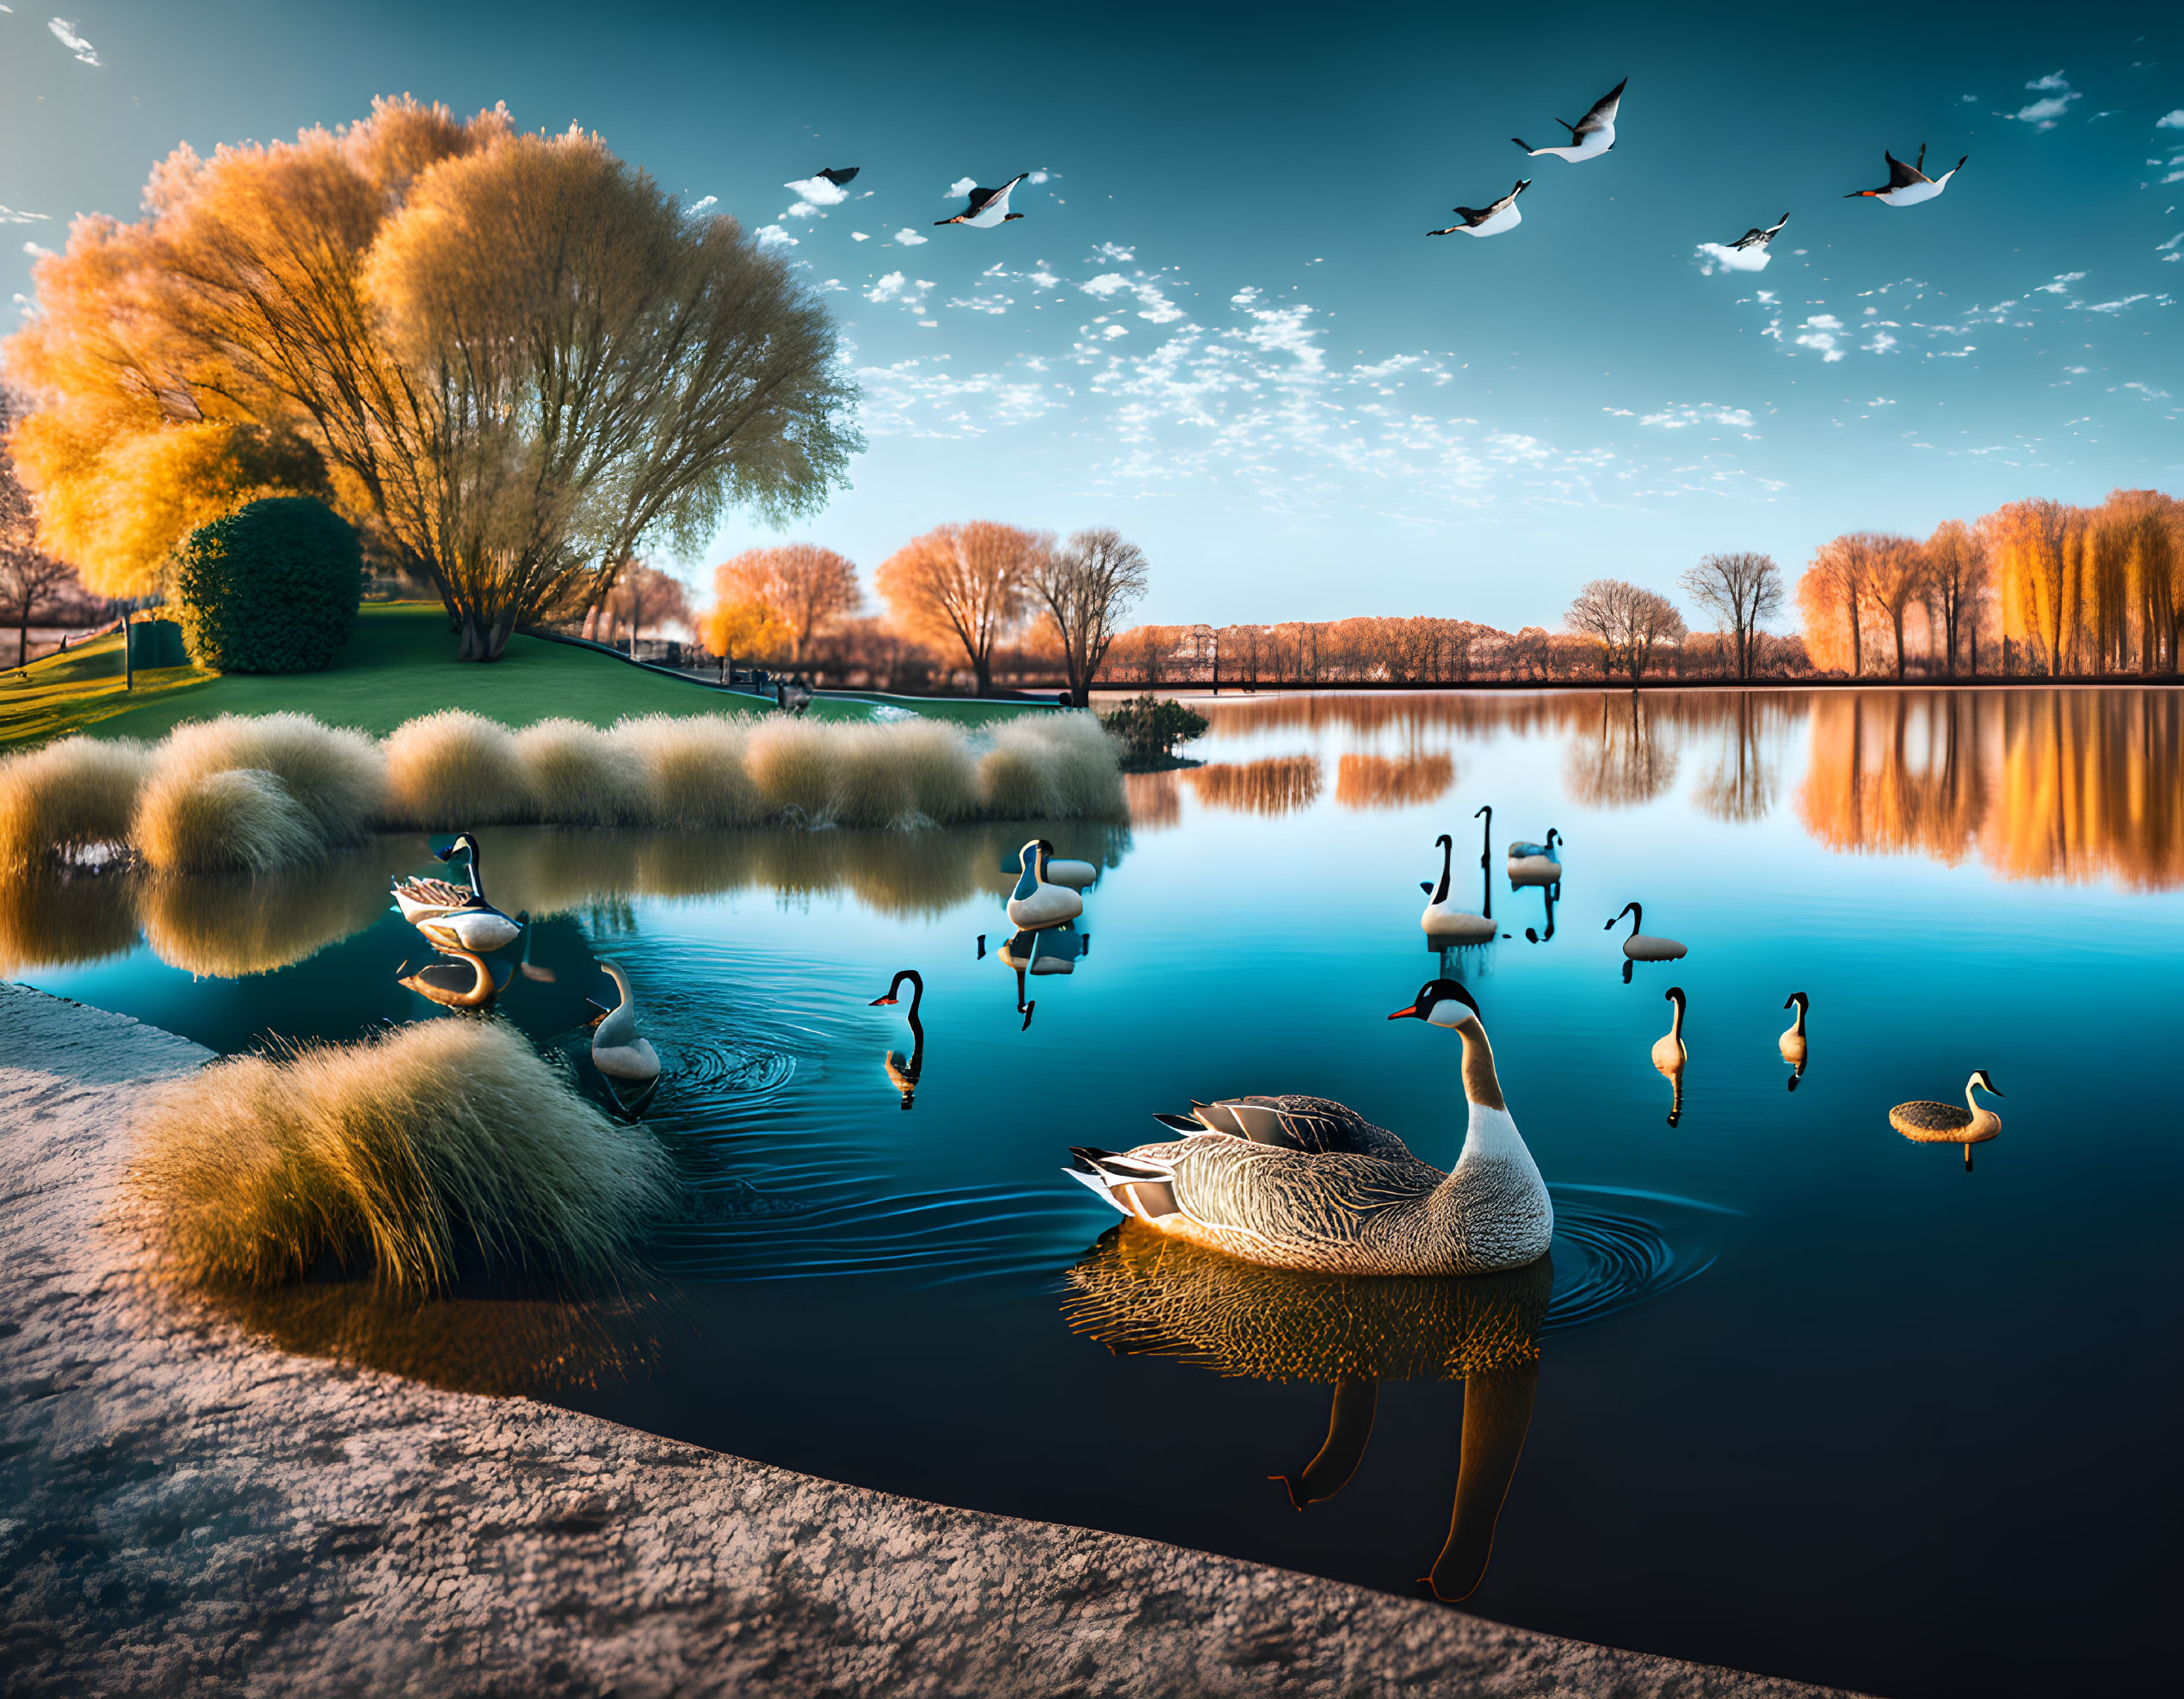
131;1018;675;1296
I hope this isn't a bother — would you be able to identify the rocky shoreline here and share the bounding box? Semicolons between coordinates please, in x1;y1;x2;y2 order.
0;983;1862;1697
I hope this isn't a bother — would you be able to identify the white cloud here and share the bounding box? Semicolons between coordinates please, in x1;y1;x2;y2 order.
893;227;929;246
784;175;851;209
1100;324;1127;339
1077;272;1131;298
2157;232;2182;262
1793;314;1848;361
1027;170;1053;184
1637;403;1757;431
0;205;51;224
1091;242;1135;263
1695;242;1771;276
851;232;871;242
2033;272;2085;293
46;17;99;63
2159;110;2184;129
754;225;798;250
22;240;55;257
2073;293;2150;314
948;292;1013;316
683;195;718;216
2005;73;2079;128
946;177;977;199
866;273;935;312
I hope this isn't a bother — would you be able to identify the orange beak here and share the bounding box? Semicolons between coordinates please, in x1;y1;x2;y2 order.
1387;1002;1424;1021
869;995;898;1006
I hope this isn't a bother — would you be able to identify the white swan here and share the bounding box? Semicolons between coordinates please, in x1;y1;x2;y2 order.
588;961;661;1084
1607;900;1685;962
1422;806;1496;941
1780;992;1808;1090
1007;838;1084;930
392;833;523;954
1507;827;1562;886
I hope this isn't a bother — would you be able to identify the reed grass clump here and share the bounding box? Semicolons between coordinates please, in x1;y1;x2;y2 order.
515;718;654;827
141;714;387;856
381;710;535;829
613;713;763;829
1026;714;1128;819
0;736;153;869
134;767;328;874
891;720;979;824
978;720;1064;818
828;723;916;827
131;1019;675;1296
746;718;837;822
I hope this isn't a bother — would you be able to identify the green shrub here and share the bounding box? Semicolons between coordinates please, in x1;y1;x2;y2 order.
174;498;362;674
1100;694;1208;764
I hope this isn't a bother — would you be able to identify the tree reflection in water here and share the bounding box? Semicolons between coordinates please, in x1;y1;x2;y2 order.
1063;1222;1550;1603
1564;694;1680;808
1186;757;1323;816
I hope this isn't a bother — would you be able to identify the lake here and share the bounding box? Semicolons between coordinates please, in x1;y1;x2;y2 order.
10;686;2180;1698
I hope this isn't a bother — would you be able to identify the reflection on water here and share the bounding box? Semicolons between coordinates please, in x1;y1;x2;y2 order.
1564;695;1680;808
1187;756;1323;816
1798;689;2184;889
1691;695;1792;823
1336;753;1456;810
1063;1223;1550;1600
1123;768;1183;831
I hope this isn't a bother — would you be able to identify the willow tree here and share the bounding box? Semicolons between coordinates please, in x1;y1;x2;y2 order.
3;97;856;659
876;521;1043;695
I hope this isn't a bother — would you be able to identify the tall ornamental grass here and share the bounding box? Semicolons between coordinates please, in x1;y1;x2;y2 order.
130;1019;675;1296
0;736;153;869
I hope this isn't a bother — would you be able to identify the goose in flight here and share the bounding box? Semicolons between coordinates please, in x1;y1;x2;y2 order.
1513;77;1626;162
1731;213;1790;250
1064;980;1552;1277
1429;178;1531;238
816;166;860;187
935;174;1029;227
1846;145;1966;207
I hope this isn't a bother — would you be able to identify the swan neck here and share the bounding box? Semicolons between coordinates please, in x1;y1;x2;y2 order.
1456;1017;1505;1112
1669;996;1684;1039
1433;837;1452;905
1626;904;1642;938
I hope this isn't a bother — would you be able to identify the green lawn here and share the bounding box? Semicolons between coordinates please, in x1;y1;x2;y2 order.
0;603;1040;749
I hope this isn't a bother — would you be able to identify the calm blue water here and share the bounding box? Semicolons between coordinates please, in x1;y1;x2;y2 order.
12;688;2181;1698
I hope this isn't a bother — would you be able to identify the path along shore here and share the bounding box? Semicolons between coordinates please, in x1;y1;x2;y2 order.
0;983;1864;1698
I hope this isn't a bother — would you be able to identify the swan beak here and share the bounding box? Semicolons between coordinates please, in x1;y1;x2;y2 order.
869;994;898;1006
1387;1001;1427;1021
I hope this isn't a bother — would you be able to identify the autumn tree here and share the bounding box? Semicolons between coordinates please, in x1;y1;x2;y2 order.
875;521;1043;695
1677;552;1782;680
1564;578;1687;684
3;97;856;660
1922;520;1990;677
591;562;694;651
1990;499;2074;675
707;543;861;663
1029;528;1148;706
1859;534;1928;680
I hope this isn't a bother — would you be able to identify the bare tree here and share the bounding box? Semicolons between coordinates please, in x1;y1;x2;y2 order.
1565;578;1687;684
1858;534;1928;679
874;521;1042;695
1029;528;1147;706
0;393;80;667
1678;552;1782;680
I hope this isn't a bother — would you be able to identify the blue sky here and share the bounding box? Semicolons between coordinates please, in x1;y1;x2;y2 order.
3;1;2180;628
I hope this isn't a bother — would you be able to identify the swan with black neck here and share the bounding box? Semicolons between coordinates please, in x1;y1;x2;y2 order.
870;968;926;1109
1422;807;1496;941
392;833;523;954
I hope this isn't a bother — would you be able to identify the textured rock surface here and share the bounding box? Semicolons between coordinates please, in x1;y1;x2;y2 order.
0;983;1863;1697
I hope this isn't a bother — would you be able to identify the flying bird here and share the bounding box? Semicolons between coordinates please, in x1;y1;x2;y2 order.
1513;77;1626;162
817;167;860;187
1428;178;1531;238
935;174;1029;227
1731;213;1790;250
1845;145;1966;207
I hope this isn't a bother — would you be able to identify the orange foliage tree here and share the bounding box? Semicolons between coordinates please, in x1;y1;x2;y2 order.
875;521;1042;695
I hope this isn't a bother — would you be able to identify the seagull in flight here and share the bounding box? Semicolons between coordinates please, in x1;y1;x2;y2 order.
935;175;1029;227
1513;77;1626;162
1428;178;1532;238
1731;213;1790;250
1845;145;1966;207
816;167;860;188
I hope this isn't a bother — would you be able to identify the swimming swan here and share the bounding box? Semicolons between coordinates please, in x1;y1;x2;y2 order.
587;960;662;1084
1064;979;1552;1276
1651;985;1687;1127
395;946;502;1010
1007;838;1084;930
870;968;926;1109
1891;1070;2002;1171
1607;901;1685;963
392;832;522;954
1507;828;1562;886
1780;992;1808;1090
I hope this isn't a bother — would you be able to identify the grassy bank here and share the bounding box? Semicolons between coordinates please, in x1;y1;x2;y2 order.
2;604;1035;751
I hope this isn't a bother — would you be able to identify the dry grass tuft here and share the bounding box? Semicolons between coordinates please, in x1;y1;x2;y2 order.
0;736;154;870
1026;714;1128;819
515;717;654;827
131;1018;674;1296
381;710;535;829
891;720;979;824
978;721;1064;819
828;722;916;827
612;713;763;830
134;767;329;874
745;718;836;822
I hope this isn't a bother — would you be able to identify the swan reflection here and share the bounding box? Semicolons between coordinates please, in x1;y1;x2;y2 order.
1062;1222;1551;1602
1652;986;1687;1127
869;969;926;1109
396;946;508;1010
1780;992;1809;1091
997;923;1089;1030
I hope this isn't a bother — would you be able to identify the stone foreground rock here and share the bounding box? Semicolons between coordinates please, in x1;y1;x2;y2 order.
0;984;1861;1697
